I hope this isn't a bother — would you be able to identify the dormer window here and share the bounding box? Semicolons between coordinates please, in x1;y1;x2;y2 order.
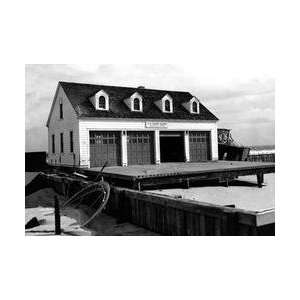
165;99;171;112
124;92;143;112
98;96;106;109
182;96;200;114
155;94;173;113
90;90;109;111
192;101;199;114
133;98;141;111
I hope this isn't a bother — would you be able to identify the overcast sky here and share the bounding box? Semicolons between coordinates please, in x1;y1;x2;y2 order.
25;64;274;152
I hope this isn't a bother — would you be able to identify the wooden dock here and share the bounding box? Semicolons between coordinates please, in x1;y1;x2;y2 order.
38;168;275;235
84;161;275;190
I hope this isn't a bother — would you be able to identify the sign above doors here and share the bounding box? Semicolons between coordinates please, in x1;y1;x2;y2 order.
145;121;168;129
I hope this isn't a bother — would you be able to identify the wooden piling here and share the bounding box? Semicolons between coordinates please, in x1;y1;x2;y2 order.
54;196;61;235
257;172;264;188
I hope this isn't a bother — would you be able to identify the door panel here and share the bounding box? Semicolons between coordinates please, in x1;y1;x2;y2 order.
89;131;121;167
127;131;154;165
189;131;211;162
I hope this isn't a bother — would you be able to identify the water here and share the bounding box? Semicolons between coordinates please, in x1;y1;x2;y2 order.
248;145;275;151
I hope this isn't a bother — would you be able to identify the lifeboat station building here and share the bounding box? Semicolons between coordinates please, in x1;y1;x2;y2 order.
46;81;219;168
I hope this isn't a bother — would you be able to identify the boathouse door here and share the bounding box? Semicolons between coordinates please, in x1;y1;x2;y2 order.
89;131;121;167
160;131;185;162
189;131;211;162
127;131;154;165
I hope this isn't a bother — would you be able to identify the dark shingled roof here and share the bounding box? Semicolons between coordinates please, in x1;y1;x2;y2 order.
59;81;219;121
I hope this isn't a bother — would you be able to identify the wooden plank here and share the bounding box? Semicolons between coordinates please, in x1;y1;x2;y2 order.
214;217;222;236
199;215;206;235
256;210;275;226
59;162;275;192
185;213;193;235
98;161;275;178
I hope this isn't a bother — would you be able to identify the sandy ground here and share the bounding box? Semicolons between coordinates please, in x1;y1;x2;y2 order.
25;188;92;236
149;174;275;212
25;173;157;236
25;206;91;236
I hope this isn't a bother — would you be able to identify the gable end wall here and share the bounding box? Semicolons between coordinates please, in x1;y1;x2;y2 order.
47;85;80;166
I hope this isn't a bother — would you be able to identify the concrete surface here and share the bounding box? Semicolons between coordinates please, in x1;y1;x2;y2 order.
150;174;275;212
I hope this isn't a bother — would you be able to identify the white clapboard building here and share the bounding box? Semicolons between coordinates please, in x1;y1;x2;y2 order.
46;82;219;168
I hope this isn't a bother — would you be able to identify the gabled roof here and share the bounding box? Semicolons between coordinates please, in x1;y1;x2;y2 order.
58;81;219;121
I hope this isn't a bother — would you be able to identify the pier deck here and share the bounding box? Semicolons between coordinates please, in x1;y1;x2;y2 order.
85;161;275;190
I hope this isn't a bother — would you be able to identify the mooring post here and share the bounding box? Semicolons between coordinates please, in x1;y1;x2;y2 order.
54;196;61;235
257;172;264;188
225;178;229;188
185;178;190;189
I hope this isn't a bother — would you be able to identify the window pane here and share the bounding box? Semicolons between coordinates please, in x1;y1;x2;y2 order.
98;96;106;109
60;103;63;119
133;98;141;111
60;133;64;153
165;100;171;112
70;131;73;153
192;102;198;113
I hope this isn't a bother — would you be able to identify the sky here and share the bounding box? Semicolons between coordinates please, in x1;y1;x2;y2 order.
25;64;275;152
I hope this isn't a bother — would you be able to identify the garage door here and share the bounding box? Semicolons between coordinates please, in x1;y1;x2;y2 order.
127;131;154;165
89;131;121;167
189;131;211;162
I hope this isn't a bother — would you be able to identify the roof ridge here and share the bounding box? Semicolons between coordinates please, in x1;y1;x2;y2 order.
59;81;193;95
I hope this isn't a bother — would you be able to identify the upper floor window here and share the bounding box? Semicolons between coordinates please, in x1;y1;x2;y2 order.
60;133;64;153
165;100;171;112
124;92;143;112
191;100;200;114
59;98;63;119
165;98;174;113
90;90;109;111
133;98;141;111
98;96;106;109
69;131;74;153
162;95;173;113
154;94;173;113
